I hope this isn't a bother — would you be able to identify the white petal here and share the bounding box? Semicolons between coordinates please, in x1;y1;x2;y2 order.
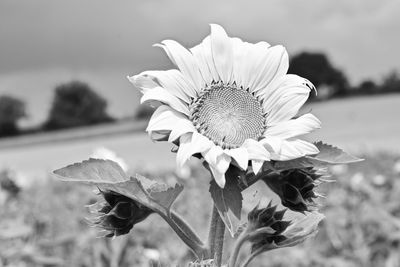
266;91;310;125
155;40;203;94
190;36;212;85
230;37;253;86
203;145;232;188
247;45;289;95
190;36;215;86
242;139;270;161
168;119;196;142
252;160;264;175
259;74;312;125
264;114;321;139
176;133;194;168
141;87;190;116
210;24;234;84
176;132;214;168
127;74;158;94
133;70;194;103
239;41;272;89
208;163;227;188
224;147;249;170
259;136;282;154
271;139;319;161
146;105;188;133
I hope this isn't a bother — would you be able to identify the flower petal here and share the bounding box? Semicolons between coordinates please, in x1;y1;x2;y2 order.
155;40;203;94
190;36;217;85
176;132;214;169
224;147;249;170
141;87;190;116
270;139;319;161
252;160;264;175
242;139;271;161
210;24;234;84
146;105;188;134
127;74;158;94
132;70;194;103
176;132;194;168
230;37;253;87
203;145;231;188
259;75;313;125
247;45;289;95
264;114;321;139
168;119;196;142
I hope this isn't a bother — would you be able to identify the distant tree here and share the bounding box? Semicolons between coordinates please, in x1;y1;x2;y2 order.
381;71;400;93
0;95;26;137
289;52;349;99
43;81;113;130
356;80;378;95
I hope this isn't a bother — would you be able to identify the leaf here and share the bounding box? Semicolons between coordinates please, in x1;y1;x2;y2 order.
209;167;243;236
53;158;183;216
273;142;363;170
308;141;363;164
54;158;128;183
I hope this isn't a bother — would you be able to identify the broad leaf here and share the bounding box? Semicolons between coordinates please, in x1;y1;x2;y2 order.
309;141;363;164
273;141;362;170
209;167;243;236
53;158;183;216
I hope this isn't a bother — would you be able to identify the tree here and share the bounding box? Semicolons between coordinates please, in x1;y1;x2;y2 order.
0;95;26;137
44;81;113;130
288;52;349;99
381;71;400;93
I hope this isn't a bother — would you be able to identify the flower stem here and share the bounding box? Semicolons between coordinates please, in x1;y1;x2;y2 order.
207;205;219;255
161;212;208;259
228;232;248;267
213;210;225;267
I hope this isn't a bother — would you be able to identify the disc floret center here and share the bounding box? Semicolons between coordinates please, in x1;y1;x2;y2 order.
190;82;265;149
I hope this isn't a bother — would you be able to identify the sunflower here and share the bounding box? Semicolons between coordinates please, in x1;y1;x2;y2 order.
128;24;321;188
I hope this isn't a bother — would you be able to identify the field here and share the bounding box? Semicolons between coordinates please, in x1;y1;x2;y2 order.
1;95;400;266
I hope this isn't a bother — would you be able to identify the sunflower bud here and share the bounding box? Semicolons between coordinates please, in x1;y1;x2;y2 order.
262;168;323;212
247;202;291;250
89;190;154;237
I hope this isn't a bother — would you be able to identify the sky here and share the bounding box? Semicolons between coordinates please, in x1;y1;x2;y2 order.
0;0;399;125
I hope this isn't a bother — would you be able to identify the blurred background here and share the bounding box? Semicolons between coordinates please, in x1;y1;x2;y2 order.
1;0;400;266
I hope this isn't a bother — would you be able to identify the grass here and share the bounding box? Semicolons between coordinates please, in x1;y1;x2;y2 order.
1;153;400;267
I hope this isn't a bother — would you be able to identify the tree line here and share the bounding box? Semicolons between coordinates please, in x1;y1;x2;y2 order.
1;52;399;138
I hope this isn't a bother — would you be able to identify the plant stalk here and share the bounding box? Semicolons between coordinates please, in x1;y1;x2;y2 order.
213;210;225;267
161;213;208;259
207;205;219;255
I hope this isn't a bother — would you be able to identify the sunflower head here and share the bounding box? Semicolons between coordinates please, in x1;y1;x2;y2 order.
89;190;153;237
129;24;321;188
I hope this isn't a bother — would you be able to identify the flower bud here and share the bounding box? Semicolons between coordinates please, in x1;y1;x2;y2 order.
247;202;291;250
89;190;153;237
262;168;323;212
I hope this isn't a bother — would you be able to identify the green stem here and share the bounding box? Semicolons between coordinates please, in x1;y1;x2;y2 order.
228;232;248;267
213;211;225;267
207;205;219;255
161;212;208;259
171;211;205;246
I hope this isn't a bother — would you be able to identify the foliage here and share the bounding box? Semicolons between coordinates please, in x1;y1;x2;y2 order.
1;153;399;266
0;95;26;137
43;81;113;130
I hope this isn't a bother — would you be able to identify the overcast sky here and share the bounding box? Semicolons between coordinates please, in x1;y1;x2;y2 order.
1;0;399;82
0;0;399;125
